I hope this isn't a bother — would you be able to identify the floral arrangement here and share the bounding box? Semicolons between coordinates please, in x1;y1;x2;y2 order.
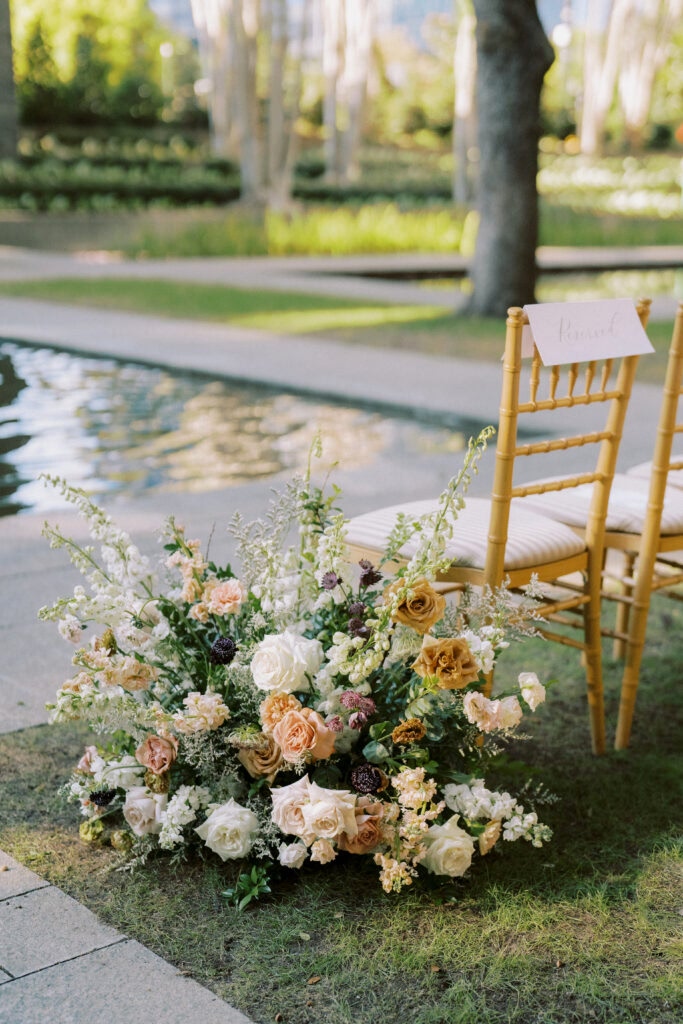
41;432;552;900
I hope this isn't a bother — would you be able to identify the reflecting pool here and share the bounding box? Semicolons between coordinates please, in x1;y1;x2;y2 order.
0;341;483;517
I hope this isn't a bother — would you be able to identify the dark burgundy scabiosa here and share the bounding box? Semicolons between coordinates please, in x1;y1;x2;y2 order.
347;601;366;618
339;691;377;716
358;559;382;587
350;764;389;794
209;637;238;665
348;711;368;730
88;789;117;807
347;617;371;640
321;571;342;591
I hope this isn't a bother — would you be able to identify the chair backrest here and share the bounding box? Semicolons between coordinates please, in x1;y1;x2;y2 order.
484;299;652;585
637;301;683;550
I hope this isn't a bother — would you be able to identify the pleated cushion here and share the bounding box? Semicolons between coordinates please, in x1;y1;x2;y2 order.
346;496;586;571
626;459;683;490
515;474;683;535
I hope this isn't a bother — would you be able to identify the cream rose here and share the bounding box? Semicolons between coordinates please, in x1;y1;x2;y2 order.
135;734;178;775
270;775;312;839
195;799;258;861
518;672;546;711
272;707;337;763
301;782;358;842
337;796;384;855
412;635;480;690
237;733;284;783
422;815;475;877
122;787;167;836
205;578;247;616
310;838;337;864
251;631;324;693
278;841;308;869
463;691;522;733
383;578;446;634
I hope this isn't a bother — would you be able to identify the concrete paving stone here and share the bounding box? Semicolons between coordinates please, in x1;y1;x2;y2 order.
0;938;254;1024
0;852;49;901
0;887;121;978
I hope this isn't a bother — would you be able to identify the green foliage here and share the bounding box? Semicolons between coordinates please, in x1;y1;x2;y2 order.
221;864;272;911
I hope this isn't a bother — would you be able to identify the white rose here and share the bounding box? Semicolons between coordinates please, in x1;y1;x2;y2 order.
301;782;357;842
122;787;168;836
422;816;476;877
195;799;258;861
270;775;312;839
250;631;324;693
518;672;546;711
278;841;308;869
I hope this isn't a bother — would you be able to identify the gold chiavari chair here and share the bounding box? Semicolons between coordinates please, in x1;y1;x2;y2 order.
514;303;683;748
346;300;651;755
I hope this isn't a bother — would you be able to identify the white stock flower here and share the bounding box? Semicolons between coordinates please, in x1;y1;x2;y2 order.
122;787;167;836
58;615;83;644
251;631;324;693
278;841;308;869
422;816;475;877
518;672;546;711
195;799;258;861
95;755;145;791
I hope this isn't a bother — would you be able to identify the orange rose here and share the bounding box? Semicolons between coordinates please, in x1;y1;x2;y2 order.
412;635;480;690
384;578;446;634
272;707;337;763
337;796;385;855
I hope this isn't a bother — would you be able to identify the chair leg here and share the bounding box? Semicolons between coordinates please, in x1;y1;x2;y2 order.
583;564;606;755
613;551;637;660
614;574;652;750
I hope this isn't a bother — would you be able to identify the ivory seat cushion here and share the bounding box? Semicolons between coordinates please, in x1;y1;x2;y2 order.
515;474;683;535
626;459;683;490
346;496;586;572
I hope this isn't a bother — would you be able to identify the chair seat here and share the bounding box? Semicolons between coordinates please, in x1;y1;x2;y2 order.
346;496;586;572
515;474;683;535
626;459;683;490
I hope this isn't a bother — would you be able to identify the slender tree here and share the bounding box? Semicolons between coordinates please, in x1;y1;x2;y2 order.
467;0;554;316
0;0;18;159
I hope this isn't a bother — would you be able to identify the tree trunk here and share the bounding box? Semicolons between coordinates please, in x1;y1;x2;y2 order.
579;0;629;157
0;0;18;160
322;0;344;183
338;0;375;183
452;2;477;206
467;0;554;316
232;0;263;201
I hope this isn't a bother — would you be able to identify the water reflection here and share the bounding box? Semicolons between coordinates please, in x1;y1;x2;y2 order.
0;342;473;516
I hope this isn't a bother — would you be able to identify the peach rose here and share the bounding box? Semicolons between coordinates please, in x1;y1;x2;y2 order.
107;656;159;692
337;796;384;854
272;707;337;763
237;733;284;783
412;635;480;690
384;578;446;634
463;691;523;733
259;692;302;734
205;578;247;616
135;734;178;775
478;819;502;856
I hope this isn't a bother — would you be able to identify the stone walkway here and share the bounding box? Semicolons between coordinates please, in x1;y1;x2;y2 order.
0;246;680;1023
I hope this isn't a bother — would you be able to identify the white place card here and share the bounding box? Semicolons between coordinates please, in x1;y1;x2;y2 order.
521;299;654;365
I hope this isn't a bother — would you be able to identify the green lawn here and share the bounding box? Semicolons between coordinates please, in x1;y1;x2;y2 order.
0;277;676;384
1;598;681;1024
